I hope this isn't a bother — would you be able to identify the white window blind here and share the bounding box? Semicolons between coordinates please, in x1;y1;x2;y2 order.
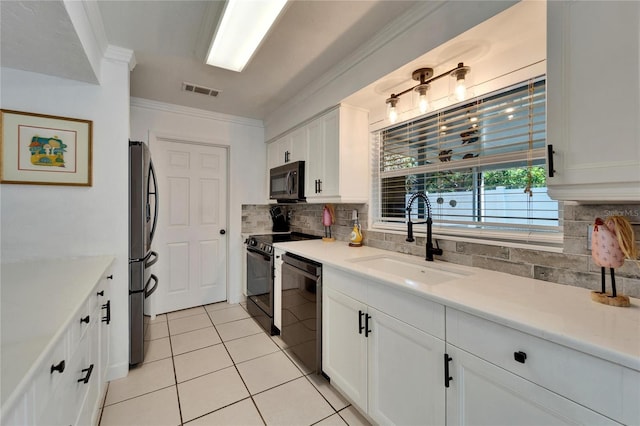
372;78;561;239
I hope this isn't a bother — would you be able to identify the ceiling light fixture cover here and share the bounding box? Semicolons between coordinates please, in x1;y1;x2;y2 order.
206;0;287;72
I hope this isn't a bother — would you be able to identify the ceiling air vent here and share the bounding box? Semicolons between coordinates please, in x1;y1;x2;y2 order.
182;82;221;97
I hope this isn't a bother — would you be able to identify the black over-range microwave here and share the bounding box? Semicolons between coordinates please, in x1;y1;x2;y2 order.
269;161;305;202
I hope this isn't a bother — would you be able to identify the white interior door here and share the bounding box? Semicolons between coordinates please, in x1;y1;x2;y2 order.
150;138;228;314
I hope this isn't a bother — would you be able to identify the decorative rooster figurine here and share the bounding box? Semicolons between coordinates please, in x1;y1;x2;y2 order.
322;204;336;242
591;216;638;307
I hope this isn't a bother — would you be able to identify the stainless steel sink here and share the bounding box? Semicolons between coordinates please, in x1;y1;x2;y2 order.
348;254;470;285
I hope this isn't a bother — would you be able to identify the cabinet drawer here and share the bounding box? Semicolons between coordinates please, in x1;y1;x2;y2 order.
32;327;70;419
446;308;639;424
324;267;444;339
70;296;94;351
367;280;444;339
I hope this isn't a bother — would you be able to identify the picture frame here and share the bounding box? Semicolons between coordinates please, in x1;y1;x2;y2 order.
1;109;92;186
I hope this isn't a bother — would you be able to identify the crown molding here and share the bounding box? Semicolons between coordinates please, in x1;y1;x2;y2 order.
130;97;264;129
104;45;137;70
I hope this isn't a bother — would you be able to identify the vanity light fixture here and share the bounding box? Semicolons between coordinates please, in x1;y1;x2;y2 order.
206;0;287;72
385;62;470;122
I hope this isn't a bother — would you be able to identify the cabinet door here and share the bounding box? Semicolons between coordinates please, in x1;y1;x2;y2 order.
445;345;620;425
267;136;293;169
306;109;340;199
367;307;445;426
306;117;324;198
322;286;368;410
319;108;339;197
547;1;640;201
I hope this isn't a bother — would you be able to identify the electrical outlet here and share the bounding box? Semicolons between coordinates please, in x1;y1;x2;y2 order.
587;224;594;251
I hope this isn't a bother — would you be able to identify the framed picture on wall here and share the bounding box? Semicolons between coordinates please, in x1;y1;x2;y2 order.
0;109;93;186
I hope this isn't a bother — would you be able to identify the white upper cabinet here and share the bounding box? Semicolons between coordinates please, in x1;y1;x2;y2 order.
546;1;640;201
305;105;369;203
267;104;369;203
267;127;307;170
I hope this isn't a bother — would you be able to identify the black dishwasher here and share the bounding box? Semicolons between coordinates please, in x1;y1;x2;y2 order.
281;252;322;374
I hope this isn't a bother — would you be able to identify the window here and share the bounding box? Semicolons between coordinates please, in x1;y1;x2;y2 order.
371;78;561;242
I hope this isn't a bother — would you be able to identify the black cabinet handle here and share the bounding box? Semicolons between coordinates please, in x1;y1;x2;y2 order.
547;144;555;177
358;310;365;334
102;300;111;325
78;364;94;384
514;351;527;364
106;274;113;280
97;290;104;296
444;354;453;388
284;151;290;163
51;360;65;374
364;314;371;337
317;179;322;193
80;315;90;324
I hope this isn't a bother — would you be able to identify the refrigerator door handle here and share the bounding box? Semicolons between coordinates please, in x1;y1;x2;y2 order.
147;159;159;245
145;251;159;268
144;274;159;299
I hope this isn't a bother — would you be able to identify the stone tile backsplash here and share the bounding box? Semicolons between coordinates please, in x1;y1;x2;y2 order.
242;203;640;297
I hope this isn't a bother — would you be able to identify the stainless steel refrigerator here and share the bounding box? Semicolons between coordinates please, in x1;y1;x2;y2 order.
129;141;159;366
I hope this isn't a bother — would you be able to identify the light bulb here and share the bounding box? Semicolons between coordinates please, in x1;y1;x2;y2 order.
418;93;429;114
414;84;430;114
450;64;471;102
455;77;466;101
386;96;399;123
389;106;398;123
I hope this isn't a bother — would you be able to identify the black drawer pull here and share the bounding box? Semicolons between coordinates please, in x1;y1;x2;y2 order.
97;290;104;296
514;351;527;364
358;310;365;334
106;274;114;280
80;315;90;324
78;364;94;384
547;144;555;177
50;360;65;374
365;314;371;337
444;354;453;388
102;300;111;325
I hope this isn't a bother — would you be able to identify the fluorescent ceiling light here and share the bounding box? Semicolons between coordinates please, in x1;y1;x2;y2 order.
206;0;287;72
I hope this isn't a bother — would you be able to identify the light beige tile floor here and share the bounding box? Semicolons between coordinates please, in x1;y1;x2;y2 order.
99;302;371;426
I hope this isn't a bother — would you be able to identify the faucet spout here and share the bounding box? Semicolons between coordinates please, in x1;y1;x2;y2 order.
406;192;442;261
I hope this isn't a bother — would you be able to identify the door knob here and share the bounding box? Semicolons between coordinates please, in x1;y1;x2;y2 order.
219;229;226;235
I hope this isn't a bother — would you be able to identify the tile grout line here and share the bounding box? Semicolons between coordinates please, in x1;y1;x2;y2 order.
206;304;269;425
165;313;185;426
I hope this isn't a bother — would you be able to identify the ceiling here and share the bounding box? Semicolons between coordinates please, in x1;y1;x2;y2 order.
1;0;420;120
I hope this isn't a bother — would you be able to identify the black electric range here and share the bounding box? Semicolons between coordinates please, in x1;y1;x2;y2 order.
245;232;320;334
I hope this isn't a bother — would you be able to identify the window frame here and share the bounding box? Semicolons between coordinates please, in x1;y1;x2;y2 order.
370;77;563;247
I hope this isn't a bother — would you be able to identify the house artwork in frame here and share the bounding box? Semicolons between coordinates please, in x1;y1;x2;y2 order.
1;109;92;186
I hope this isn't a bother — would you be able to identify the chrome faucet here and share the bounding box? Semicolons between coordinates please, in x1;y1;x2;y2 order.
406;192;443;261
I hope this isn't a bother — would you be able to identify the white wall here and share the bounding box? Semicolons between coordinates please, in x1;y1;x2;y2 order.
1;60;131;380
130;99;265;305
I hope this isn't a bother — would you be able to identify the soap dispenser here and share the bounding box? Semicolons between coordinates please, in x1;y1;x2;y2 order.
349;209;363;247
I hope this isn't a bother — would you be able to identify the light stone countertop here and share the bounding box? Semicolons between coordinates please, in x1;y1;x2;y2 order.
274;239;640;371
1;256;115;410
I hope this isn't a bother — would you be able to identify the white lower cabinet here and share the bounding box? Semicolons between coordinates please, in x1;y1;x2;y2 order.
367;306;445;426
5;266;112;426
323;266;635;425
323;286;368;410
445;345;619;425
323;279;445;425
445;308;636;425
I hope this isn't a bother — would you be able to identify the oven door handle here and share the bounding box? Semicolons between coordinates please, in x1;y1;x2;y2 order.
282;262;320;282
247;247;271;262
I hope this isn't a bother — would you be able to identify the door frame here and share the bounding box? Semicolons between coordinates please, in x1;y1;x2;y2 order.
148;130;231;314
